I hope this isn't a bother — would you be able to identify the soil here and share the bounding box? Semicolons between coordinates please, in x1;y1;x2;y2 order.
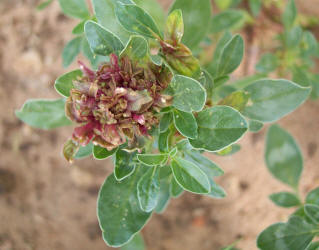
0;0;318;250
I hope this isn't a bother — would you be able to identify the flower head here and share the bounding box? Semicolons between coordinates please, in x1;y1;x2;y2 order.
63;54;172;162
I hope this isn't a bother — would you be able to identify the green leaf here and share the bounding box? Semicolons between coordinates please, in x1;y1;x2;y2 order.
15;99;72;130
170;0;211;49
171;157;210;194
256;53;279;74
55;70;82;97
134;0;166;31
217;34;244;77
306;187;319;206
292;67;311;87
137;154;168;167
165;9;184;43
282;0;297;29
249;0;262;16
158;129;170;153
75;142;93;159
62;36;82;68
205;31;232;77
137;166;161;212
72;20;86;35
265;124;303;188
114;150;137;181
218;90;250;112
84;20;124;56
210;10;245;34
37;0;53;10
284;26;303;48
257;216;317;250
120;35;149;61
115;3;162;39
248;119;263;133
216;144;241;156
170;177;183;197
269;192;301;208
307;241;319;250
159;112;172;133
304;204;319;224
170;75;206;113
93;145;117;160
98;166;151;247
207;179;226;199
81;37;106;69
200;70;214;100
121;232;145;250
302;31;318;57
189;106;248;152
243;79;311;122
92;0;133;43
184;151;224;178
155;167;171;213
58;0;90;19
173;109;198;139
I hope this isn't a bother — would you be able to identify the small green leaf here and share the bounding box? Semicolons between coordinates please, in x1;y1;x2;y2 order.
55;70;82;97
84;21;124;56
200;70;214;100
217;34;244;77
159;112;172;133
307;241;319;250
120;35;149;61
93;145;117;160
75;142;93;159
72;20;86;35
210;10;245;34
216;144;241;156
170;75;206;113
155;167;171;213
62;36;82;68
282;0;297;29
302;31;318;57
243;79;311;122
249;0;262;16
170;0;211;49
269;192;301;208
58;0;90;19
170;177;183;197
218;90;250;112
304;204;319;224
37;0;53;10
265;125;303;188
98;166;151;247
92;0;133;43
114;150;137;181
137;166;161;212
115;3;162;39
248;119;263;133
184;151;224;178
257;216;317;250
137;154;168;167
158;129;170;153
306;187;319;206
292;67;311;87
121;232;145;250
81;37;106;69
284;26;303;48
256;53;279;74
173;109;198;139
189;106;248;152
165;9;184;43
207;179;226;199
171;157;210;194
205;31;232;77
15;99;71;130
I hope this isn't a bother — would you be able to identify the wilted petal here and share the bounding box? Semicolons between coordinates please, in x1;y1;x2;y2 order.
72;122;96;146
132;114;145;125
78;60;95;81
63;139;80;163
126;89;153;113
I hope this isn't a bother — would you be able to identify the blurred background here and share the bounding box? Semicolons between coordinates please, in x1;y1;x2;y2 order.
0;0;318;249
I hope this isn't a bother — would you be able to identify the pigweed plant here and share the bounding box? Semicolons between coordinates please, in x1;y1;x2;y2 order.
16;0;316;249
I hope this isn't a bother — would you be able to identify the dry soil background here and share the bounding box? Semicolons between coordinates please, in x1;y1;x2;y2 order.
0;0;318;250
